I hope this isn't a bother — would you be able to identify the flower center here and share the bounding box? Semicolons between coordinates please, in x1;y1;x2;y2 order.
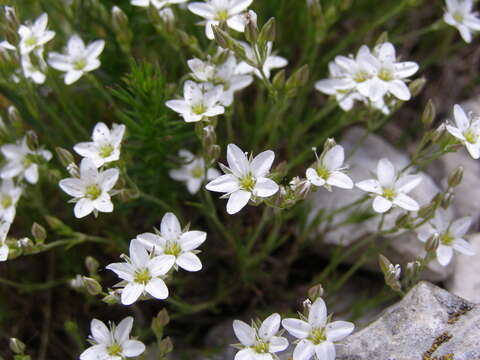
99;144;114;158
192;103;206;115
316;166;330;180
107;343;123;356
191;166;204;179
453;11;464;23
382;187;396;201
134;268;152;284
378;67;394;81
215;9;229;21
85;184;101;200
441;232;454;246
1;195;12;209
73;58;87;70
253;340;269;354
309;327;327;345
25;36;38;47
240;175;256;192
354;70;370;83
463;129;478;144
164;240;182;257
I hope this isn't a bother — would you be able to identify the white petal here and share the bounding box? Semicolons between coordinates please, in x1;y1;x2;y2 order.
355;179;382;194
206;174;240;193
188;2;215;19
326;321;354;341
253;178;279;197
230;0;253;14
437;245;453;266
327;172;354;189
121;282;144;305
465;143;480;159
393;193;419;211
453;238;475;256
161;212;182;239
149;255;176;276
24;164;39;184
388;80;411;101
166;100;190;115
48;53;72;71
65;70;84;85
281;318;311;339
314;341;336;360
186;178;202;194
373;196;393;213
0;244;9;261
130;239;149;267
377;158;395;187
395;174;422;194
324;145;344;170
145;278;169;299
306;168;326;187
293;339;315;360
106;262;134;281
259;313;281;341
80;158;98;179
251;150;275;177
114;316;133;344
59;178;85;197
85;40;105;60
91;319;110;344
234;348;255;360
453;104;470;131
122;340;146;357
309;297;327;327
179;231;206;251
227;15;246;32
80;345;106;360
226;190;251;214
94;194;114;213
74;198;95;218
393;61;419;78
176;252;202;272
227;144;250;177
233;320;256;346
269;336;289;353
450;216;471;237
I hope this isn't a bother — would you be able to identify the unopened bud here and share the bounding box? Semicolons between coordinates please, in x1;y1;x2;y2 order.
409;77;426;97
258;17;276;45
395;213;410;228
157;308;170;327
25;130;39;151
112;6;133;53
9;338;25;354
82;276;102;295
441;192;454;209
421;100;436;126
272;69;286;90
244;11;258;43
31;222;46;243
112;6;128;30
418;202;437;219
207;144;221;163
212;26;230;49
102;290;120;305
159;337;173;355
448;167;463;188
425;234;440;253
308;284;324;301
85;256;100;275
7;105;20;123
375;32;389;47
286;64;310;96
378;254;392;275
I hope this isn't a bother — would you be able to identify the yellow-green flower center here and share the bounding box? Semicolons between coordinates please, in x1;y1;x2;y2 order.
100;144;114;158
378;67;394;81
85;184;101;200
164;240;182;257
441;232;454;246
1;195;12;209
240;175;256;192
74;58;87;70
25;36;37;47
463;129;478;144
134;268;151;284
354;70;370;83
316;166;330;180
382;187;396;201
309;327;327;345
192;104;206;115
253;340;269;354
453;11;464;23
216;9;229;21
191;166;203;179
107;343;123;356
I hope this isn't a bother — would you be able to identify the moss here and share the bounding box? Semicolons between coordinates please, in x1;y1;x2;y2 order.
422;332;454;360
447;303;473;324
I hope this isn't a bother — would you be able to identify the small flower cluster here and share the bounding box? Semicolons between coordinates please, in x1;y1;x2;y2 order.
315;42;419;114
106;212;207;305
59;122;125;218
232;297;354;360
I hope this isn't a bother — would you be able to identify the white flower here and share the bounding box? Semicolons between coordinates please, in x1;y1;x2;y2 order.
165;80;225;122
18;13;55;55
446;104;480;159
188;54;253;106
59;158;119;218
417;208;475;266
169;149;220;194
48;35;105;85
136;212;207;272
74;122;126;168
0;179;22;223
306;145;353;190
206;144;279;214
106;239;175;305
0;222;11;262
444;0;480;43
188;0;253;40
233;313;289;360
0;136;52;184
80;317;146;360
236;42;288;79
131;0;187;9
159;7;175;22
356;158;422;213
282;297;354;360
20;52;47;84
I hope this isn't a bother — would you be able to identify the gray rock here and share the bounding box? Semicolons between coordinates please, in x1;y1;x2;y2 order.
337;281;480;360
446;233;480;304
309;127;453;281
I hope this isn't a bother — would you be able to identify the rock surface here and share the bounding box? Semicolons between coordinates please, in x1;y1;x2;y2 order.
309;127;453;281
446;233;480;304
337;281;480;360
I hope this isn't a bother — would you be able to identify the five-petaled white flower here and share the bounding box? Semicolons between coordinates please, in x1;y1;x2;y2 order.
355;158;422;213
282;297;355;360
188;54;253;106
0;222;11;262
417;208;475;266
444;0;480;43
169;149;220;194
18;13;55;55
0;179;22;223
306;145;354;190
106;239;175;305
137;212;207;272
74;122;126;168
446;104;480;159
80;317;146;360
131;0;187;9
206;144;279;214
232;313;289;360
188;0;253;40
236;42;288;80
166;81;225;122
48;35;105;85
59;158;119;218
0;136;52;184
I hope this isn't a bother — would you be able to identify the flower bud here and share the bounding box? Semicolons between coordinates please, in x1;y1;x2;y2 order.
212;26;231;49
258;17;276;46
425;234;440;253
82;276;102;295
244;10;258;43
375;32;389;47
25;130;39;151
7;105;21;124
9;338;26;354
111;6;133;53
85;256;100;275
102;290;120;305
421;99;436;127
159;337;173;355
55;147;75;169
418;202;437;219
395;213;410;228
272;69;285;90
31;222;46;243
447;166;463;188
378;254;392;275
408;77;426;97
308;284;324;301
